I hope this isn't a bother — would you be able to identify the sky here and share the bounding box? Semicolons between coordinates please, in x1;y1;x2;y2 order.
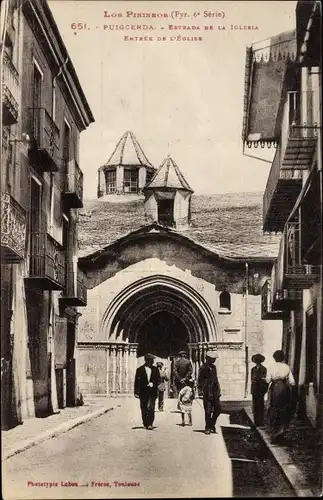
48;0;297;199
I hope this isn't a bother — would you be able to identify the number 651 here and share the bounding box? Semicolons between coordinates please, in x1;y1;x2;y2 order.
71;23;87;30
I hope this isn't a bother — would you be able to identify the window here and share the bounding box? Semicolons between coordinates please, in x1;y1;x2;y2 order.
105;169;116;193
146;170;154;185
63;120;71;173
219;290;231;312
157;199;174;227
32;62;42;143
124;168;138;193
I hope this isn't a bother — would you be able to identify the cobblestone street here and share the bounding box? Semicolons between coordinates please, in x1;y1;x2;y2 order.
3;399;295;499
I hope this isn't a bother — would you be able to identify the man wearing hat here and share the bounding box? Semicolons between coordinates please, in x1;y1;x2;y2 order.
173;350;193;393
251;353;268;427
198;350;221;435
134;353;161;430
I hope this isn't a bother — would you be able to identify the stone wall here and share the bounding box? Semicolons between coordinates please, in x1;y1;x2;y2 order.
76;251;282;400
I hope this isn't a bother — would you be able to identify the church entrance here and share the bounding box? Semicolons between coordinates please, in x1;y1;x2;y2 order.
137;311;189;358
99;275;217;396
137;311;189;398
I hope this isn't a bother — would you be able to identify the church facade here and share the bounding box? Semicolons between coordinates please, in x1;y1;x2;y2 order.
76;137;283;401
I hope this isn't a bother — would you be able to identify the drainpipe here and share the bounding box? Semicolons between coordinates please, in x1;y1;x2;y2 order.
244;262;249;398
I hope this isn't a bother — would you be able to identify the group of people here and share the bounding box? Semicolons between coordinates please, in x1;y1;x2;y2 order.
134;347;296;443
134;350;221;434
251;349;296;443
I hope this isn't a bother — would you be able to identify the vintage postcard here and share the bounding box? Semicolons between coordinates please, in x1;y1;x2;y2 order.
1;0;322;498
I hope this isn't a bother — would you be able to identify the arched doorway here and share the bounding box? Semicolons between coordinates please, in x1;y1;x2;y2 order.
100;275;217;396
137;311;189;358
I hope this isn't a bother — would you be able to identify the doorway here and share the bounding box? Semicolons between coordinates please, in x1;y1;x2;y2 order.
137;311;189;398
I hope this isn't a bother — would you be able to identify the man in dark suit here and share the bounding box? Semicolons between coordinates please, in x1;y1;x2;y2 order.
134;353;161;430
173;350;193;392
198;350;221;435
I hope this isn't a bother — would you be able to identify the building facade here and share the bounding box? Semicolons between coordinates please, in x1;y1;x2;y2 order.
97;131;156;201
1;0;94;429
77;186;283;401
242;0;322;487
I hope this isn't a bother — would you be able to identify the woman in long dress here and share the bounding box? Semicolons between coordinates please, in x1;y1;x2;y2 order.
266;350;296;443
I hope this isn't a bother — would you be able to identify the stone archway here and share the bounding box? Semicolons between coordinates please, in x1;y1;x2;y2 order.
100;275;217;395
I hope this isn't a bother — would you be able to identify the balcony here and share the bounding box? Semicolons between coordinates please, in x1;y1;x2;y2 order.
26;233;65;290
59;267;87;307
272;288;301;312
28;108;60;172
263;91;317;232
62;160;84;209
1;193;27;262
261;279;286;320
2;53;20;126
284;221;321;289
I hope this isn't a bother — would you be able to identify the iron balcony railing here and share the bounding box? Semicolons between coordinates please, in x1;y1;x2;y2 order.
1;192;27;262
284;221;321;287
28;232;65;289
63;159;84;208
2;52;20;125
61;267;87;306
29;108;60;171
271;233;301;309
263;90;318;232
261;279;285;319
273;221;321;292
280;90;318;166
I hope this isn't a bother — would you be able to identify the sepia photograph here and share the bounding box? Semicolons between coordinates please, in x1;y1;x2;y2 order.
1;0;322;498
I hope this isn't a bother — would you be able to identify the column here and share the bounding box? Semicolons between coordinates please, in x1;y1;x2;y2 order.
110;345;117;395
128;344;138;394
106;347;109;396
202;343;207;365
116;166;124;193
124;345;129;395
138;166;146;190
117;345;123;394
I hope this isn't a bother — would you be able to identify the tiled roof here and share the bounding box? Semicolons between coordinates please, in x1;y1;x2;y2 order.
145;155;193;192
78;192;281;259
102;131;154;168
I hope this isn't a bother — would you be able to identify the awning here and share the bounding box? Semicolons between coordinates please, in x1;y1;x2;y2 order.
242;30;297;144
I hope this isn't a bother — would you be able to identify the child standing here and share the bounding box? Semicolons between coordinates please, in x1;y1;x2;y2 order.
177;379;195;426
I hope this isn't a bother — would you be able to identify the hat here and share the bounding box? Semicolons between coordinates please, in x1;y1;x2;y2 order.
251;353;265;364
206;350;218;359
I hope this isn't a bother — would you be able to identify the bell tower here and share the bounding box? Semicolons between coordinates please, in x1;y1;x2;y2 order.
143;155;193;230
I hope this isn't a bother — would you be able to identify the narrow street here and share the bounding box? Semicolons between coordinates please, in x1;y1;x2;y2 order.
3;399;294;499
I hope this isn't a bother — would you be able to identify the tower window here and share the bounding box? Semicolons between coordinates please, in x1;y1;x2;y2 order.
219;290;231;311
146;170;154;185
157;199;174;227
105;169;116;193
124;168;138;193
